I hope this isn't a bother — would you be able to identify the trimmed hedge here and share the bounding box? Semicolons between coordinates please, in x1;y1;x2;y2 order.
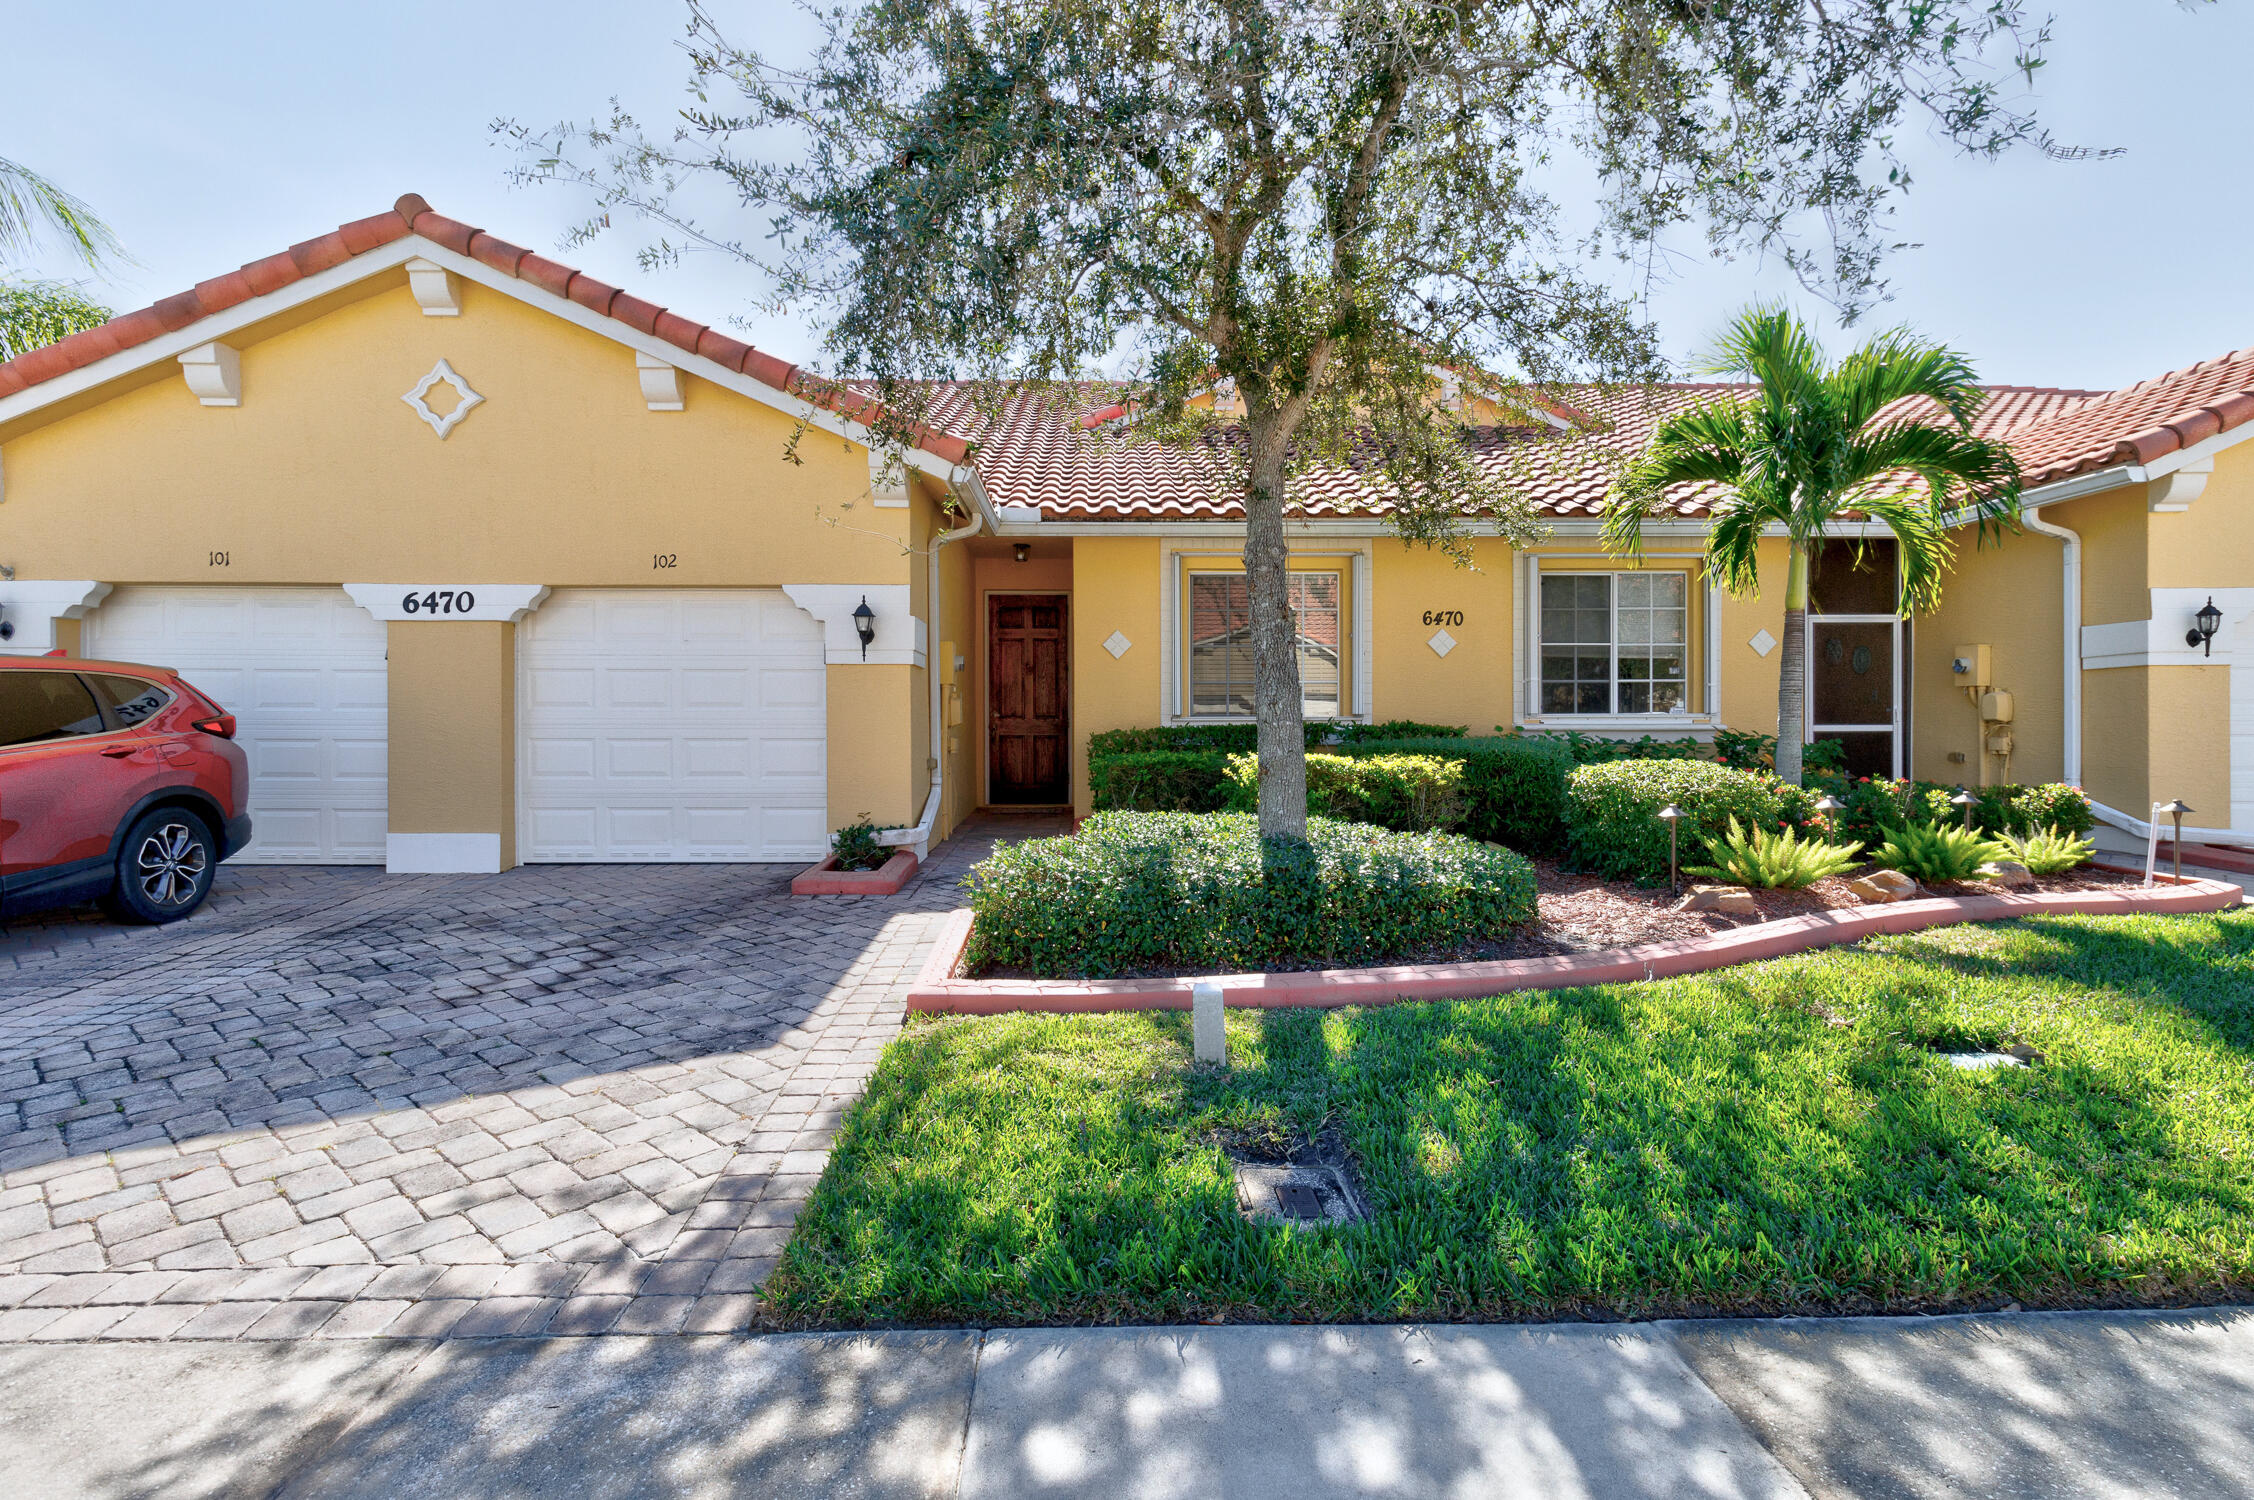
1335;719;1467;743
1088;751;1233;813
1223;752;1467;832
1564;760;1795;886
1088;722;1347;758
963;811;1538;978
1216;735;1576;854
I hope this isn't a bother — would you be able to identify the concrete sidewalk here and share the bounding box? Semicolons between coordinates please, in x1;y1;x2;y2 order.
4;1307;2252;1499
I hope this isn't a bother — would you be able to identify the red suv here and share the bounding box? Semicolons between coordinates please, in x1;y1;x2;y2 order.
0;657;253;924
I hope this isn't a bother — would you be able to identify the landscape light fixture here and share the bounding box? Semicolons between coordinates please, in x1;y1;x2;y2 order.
1950;787;1977;831
1812;792;1844;832
1013;542;1031;563
1656;803;1685;894
2160;799;2193;884
852;595;876;660
2187;597;2224;657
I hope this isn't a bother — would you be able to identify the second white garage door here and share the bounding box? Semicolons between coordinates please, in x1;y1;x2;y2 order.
518;589;827;862
85;586;389;863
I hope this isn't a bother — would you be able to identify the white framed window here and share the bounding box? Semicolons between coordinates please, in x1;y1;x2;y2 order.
1538;571;1689;715
1185;570;1343;719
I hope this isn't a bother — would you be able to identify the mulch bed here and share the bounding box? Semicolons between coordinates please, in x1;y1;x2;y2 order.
972;859;2151;979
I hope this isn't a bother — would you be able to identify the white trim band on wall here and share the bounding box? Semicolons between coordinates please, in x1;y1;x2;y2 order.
386;833;503;875
0;580;111;655
781;583;926;667
344;584;552;624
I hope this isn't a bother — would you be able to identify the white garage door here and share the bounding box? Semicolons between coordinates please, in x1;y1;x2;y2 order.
86;586;388;863
518;589;826;862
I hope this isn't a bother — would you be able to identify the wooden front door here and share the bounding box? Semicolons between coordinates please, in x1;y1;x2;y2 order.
989;594;1069;804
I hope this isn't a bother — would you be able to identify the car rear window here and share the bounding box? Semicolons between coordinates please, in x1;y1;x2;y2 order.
84;673;176;727
0;672;108;746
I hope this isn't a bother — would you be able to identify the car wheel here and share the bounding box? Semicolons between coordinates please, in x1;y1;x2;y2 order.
108;809;217;924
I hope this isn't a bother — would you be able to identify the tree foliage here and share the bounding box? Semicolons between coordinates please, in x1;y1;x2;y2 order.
0;278;111;362
0;157;121;270
506;0;2075;835
1604;305;2021;784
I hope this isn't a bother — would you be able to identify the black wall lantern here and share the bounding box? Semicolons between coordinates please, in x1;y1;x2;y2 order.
2187;597;2224;657
851;595;876;660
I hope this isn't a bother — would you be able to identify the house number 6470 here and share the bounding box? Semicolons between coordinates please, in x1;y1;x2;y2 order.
401;589;476;615
1421;610;1464;627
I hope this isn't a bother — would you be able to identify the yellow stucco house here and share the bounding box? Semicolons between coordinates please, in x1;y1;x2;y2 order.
1;195;2249;872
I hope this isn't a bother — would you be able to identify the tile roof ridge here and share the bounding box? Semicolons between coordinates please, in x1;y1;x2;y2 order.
0;194;971;467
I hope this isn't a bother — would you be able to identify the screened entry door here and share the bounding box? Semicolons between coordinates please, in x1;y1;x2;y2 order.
1807;617;1901;778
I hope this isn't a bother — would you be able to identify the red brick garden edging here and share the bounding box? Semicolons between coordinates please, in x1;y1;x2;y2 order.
905;873;2244;1014
791;849;919;896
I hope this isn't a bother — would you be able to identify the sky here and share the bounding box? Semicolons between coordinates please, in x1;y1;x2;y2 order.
4;1;2247;393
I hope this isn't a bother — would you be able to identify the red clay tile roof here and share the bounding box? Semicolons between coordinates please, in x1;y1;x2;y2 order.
2001;346;2254;486
0;195;970;467
6;194;2250;513
922;378;2112;523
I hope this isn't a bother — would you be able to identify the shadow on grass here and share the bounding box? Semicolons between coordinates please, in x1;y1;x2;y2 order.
770;910;2254;1328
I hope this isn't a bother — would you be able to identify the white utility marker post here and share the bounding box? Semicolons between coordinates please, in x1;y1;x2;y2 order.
2145;803;2166;887
1192;982;1227;1066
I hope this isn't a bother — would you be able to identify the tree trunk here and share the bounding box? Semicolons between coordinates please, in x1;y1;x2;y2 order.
1775;541;1811;786
1242;433;1308;844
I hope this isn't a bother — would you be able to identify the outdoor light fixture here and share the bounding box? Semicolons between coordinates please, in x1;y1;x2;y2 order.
2187;597;2224;657
1013;542;1031;563
1950;787;1977;831
1812;792;1844;831
1657;802;1685;894
852;595;876;660
2161;799;2193;884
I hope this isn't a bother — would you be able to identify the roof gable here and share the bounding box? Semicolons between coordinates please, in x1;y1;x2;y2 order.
0;195;969;469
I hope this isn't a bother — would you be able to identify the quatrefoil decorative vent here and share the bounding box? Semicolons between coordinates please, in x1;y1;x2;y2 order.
401;358;484;439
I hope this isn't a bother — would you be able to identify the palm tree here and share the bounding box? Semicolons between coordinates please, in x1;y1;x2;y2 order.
0;157;121;270
1603;306;2021;784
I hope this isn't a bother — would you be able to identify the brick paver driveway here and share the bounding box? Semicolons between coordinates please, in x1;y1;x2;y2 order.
0;818;1055;1342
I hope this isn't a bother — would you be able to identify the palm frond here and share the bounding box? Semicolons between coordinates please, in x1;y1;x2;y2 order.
0;159;122;269
1828;330;1986;431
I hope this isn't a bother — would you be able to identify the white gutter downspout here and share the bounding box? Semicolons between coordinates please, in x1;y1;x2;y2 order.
2020;503;2082;789
880;463;986;859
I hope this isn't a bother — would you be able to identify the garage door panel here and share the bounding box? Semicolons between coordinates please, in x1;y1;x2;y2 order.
87;585;387;864
520;588;827;862
762;737;825;780
760;666;824;711
529;668;597;711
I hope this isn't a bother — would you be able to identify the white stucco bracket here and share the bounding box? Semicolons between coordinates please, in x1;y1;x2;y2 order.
404;257;462;317
2148;460;2212;513
0;580;112;655
868;447;910;509
782;583;926;667
179;342;241;406
635;352;685;412
344;584;551;624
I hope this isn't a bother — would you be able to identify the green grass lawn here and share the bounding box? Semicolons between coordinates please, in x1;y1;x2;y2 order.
761;910;2254;1328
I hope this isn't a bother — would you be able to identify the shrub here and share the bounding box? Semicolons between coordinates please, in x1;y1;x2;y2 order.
1087;722;1348;759
830;819;887;872
1998;824;2095;876
1517;730;1708;765
1223;752;1467;833
1837;778;2095;844
1089;750;1234;813
1237;735;1575;853
1873;822;2014;884
962;811;1538;977
1564;760;1792;887
1335;719;1467;743
1686;817;1863;890
1712;729;1847;776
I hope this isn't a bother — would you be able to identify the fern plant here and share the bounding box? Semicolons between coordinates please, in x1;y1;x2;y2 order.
1998;824;2094;876
1873;822;2014;884
1685;817;1864;890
